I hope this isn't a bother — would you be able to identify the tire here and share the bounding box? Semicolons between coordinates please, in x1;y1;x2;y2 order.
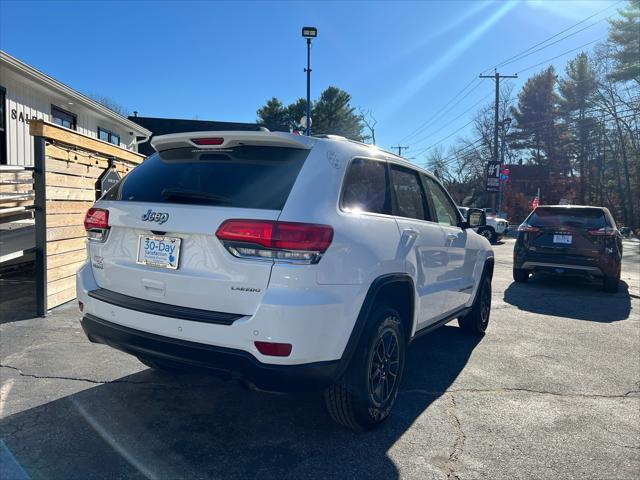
603;274;620;293
478;227;496;243
324;305;406;431
513;268;530;283
458;275;491;335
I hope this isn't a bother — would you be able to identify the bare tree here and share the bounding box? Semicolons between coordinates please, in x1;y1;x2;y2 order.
86;92;130;117
358;107;378;145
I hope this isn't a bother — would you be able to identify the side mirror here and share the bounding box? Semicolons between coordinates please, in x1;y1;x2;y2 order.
465;208;486;229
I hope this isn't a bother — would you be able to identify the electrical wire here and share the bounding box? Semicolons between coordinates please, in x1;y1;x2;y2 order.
398;78;482;144
481;0;623;74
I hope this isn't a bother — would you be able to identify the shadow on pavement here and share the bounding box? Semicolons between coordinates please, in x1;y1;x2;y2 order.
0;259;37;324
0;325;481;479
503;275;631;322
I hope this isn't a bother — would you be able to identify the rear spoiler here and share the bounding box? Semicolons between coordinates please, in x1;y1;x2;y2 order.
151;131;314;152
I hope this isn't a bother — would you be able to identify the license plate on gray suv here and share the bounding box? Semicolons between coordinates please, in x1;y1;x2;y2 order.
136;235;181;269
553;234;572;244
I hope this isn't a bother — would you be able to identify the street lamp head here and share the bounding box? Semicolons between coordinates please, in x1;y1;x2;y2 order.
302;26;317;38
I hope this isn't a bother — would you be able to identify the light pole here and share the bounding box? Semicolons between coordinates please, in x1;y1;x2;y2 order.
498;117;511;217
302;26;317;136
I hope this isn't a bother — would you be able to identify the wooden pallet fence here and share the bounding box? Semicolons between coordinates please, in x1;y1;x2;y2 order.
29;120;145;314
0;166;35;215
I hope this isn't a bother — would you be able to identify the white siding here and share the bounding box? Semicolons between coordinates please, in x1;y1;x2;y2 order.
1;63;139;166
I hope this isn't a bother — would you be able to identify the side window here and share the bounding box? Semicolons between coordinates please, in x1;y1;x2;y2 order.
390;165;429;221
341;158;390;215
423;175;460;227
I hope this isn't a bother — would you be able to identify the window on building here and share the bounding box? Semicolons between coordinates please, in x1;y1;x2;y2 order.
0;86;6;165
98;127;120;146
51;105;77;130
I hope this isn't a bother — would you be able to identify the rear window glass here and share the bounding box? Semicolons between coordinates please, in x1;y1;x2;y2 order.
527;208;607;229
104;146;308;210
341;158;391;215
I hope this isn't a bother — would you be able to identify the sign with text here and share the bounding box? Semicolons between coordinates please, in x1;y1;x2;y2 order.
96;166;121;200
486;161;501;192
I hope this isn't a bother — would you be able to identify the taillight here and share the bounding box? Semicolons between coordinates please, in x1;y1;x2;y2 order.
84;208;110;242
517;223;540;233
216;219;333;264
191;137;224;146
588;227;616;236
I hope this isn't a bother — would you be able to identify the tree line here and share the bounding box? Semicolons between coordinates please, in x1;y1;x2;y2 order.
256;86;374;142
426;1;639;226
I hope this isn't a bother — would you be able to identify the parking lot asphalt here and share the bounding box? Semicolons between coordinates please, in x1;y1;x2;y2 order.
1;238;638;480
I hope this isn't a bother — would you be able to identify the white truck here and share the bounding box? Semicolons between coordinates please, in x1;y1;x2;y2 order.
459;207;509;243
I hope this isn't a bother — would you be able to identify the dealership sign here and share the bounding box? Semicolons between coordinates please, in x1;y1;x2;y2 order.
486;161;501;192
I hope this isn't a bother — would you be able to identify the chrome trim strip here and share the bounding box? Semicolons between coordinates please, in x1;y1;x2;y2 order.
522;262;601;273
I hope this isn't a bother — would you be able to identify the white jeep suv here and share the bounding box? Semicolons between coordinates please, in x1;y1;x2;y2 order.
77;131;494;430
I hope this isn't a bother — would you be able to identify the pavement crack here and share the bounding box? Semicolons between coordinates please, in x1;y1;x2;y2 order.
0;364;149;385
443;393;465;480
404;387;640;399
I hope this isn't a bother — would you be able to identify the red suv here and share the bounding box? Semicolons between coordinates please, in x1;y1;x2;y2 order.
513;206;622;292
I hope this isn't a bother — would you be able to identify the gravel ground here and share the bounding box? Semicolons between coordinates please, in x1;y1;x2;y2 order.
1;238;638;480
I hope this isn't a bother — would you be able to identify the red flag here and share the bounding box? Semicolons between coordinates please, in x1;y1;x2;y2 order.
532;195;539;209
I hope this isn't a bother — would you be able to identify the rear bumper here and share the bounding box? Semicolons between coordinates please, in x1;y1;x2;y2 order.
81;313;341;391
514;250;620;277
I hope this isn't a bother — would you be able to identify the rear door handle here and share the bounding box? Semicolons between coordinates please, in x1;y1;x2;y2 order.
403;228;419;238
447;233;458;241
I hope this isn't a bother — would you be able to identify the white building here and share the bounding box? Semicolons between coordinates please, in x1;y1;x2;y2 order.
0;50;151;166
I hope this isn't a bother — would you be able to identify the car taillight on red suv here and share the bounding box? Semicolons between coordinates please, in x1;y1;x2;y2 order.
517;222;540;233
84;208;110;242
589;227;618;250
216;219;333;264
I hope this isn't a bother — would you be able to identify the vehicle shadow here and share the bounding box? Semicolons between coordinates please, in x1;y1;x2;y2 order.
503;275;632;322
0;325;482;480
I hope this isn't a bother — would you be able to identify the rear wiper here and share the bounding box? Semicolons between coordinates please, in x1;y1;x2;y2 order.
161;188;231;205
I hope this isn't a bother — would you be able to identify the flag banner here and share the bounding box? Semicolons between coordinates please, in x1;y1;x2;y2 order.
532;195;539;209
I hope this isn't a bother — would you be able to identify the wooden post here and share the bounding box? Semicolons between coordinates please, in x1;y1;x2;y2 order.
33;135;47;317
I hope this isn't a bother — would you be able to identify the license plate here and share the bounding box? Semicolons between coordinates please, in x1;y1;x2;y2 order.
553;234;572;245
136;235;181;269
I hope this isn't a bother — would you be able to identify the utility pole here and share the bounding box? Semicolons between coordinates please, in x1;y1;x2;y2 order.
480;70;517;214
392;145;409;157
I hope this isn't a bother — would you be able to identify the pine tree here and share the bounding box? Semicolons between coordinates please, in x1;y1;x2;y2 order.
312;87;369;142
607;1;640;83
256;97;289;132
256;88;368;140
558;53;598;203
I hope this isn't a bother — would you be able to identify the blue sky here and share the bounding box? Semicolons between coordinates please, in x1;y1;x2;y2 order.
0;0;620;160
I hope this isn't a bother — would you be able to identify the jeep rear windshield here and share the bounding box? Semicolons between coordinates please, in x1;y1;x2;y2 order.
527;208;608;229
104;146;308;210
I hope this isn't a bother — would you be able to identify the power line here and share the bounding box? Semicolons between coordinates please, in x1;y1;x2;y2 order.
409;90;494;148
408;0;626;162
398;78;482;144
427;110;637;170
494;16;611;71
481;0;623;74
411;118;477;157
515;38;604;75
